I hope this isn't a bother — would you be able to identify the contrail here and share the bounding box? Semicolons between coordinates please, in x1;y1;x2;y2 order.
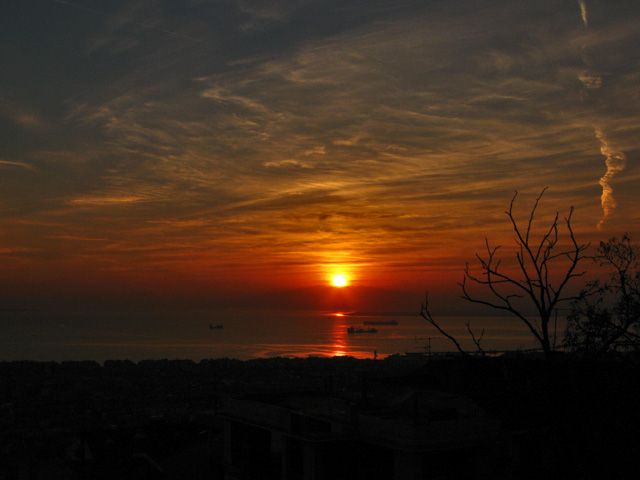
595;129;626;230
578;0;588;27
577;0;626;229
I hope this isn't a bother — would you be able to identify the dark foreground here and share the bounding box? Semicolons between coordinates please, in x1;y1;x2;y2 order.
1;353;639;479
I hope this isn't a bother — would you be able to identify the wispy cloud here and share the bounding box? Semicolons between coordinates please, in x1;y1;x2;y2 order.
579;0;588;27
66;195;148;206
0;160;36;171
1;0;640;303
0;97;47;131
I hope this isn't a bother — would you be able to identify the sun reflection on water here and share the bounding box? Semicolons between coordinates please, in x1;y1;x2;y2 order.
328;314;349;357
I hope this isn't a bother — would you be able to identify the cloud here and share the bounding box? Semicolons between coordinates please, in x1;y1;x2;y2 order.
0;246;40;255
0;97;47;131
575;0;632;229
0;160;36;171
578;72;603;89
200;85;268;113
53;0;203;55
579;0;588;27
595;128;627;229
66;195;148;206
2;0;640;300
263;159;314;169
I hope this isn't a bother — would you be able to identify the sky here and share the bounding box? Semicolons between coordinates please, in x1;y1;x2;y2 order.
1;0;640;312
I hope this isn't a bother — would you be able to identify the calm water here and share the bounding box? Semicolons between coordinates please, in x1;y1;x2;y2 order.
0;308;551;363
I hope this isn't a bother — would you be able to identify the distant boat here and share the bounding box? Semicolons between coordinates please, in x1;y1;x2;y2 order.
209;324;224;330
347;327;378;334
363;320;398;326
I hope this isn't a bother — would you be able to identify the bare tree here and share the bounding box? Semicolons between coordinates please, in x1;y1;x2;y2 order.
465;321;486;356
459;188;590;358
420;292;468;356
565;235;640;357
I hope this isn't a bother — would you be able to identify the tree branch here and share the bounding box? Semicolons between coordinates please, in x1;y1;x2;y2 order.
461;188;589;358
466;321;486;356
420;292;468;356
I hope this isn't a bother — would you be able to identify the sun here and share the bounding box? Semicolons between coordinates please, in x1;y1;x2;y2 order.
332;274;348;287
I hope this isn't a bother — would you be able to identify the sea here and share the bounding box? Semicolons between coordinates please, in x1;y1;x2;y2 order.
0;308;555;363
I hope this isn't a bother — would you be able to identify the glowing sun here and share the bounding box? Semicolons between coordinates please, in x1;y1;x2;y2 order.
332;274;348;287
